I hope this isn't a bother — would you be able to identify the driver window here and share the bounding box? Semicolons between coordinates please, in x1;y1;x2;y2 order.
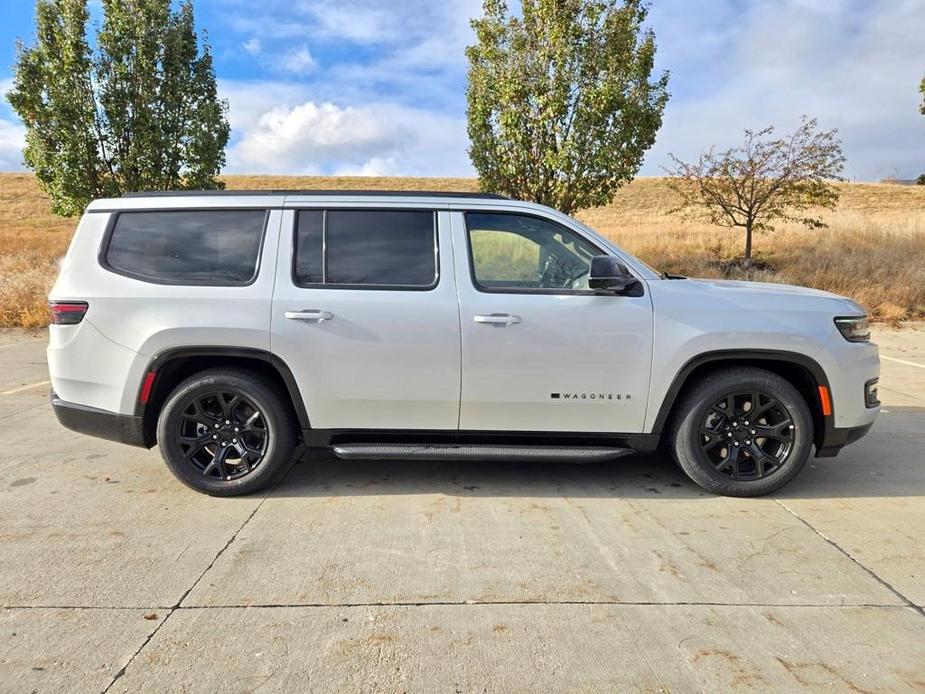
466;212;600;291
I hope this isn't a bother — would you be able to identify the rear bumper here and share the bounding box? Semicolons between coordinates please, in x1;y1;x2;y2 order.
815;422;874;458
51;392;149;448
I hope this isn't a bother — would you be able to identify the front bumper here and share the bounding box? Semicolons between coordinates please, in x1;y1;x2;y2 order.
815;422;874;458
51;392;148;448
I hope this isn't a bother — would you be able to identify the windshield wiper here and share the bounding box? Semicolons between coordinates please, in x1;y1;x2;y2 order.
660;272;687;280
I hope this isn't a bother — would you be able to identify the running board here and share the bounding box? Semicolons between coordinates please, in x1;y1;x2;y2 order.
330;443;634;463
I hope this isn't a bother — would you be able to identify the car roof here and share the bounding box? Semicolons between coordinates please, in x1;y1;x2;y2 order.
120;190;509;200
86;189;531;213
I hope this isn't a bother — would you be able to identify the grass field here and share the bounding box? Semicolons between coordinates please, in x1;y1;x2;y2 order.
1;172;924;328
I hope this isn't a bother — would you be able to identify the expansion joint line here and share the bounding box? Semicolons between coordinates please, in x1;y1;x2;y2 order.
773;498;925;621
100;494;270;693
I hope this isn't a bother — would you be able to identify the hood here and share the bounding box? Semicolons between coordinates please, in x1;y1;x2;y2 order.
657;277;866;316
683;278;846;301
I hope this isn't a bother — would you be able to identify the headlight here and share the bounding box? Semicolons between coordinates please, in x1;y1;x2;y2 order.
834;315;870;342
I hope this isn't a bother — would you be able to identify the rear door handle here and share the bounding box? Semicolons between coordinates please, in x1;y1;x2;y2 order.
284;309;333;321
474;313;521;326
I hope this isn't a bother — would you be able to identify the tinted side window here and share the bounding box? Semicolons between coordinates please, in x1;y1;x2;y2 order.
293;210;437;288
105;210;266;285
466;213;600;291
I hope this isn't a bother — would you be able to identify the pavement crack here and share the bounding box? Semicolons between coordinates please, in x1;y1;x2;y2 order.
773;498;925;621
100;610;172;694
99;493;271;693
171;600;909;610
3;600;916;616
175;494;270;609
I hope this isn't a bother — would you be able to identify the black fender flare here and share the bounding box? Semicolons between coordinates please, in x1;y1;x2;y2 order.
650;349;833;443
134;346;310;431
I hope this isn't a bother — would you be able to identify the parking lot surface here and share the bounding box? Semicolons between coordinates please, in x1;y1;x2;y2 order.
1;326;924;692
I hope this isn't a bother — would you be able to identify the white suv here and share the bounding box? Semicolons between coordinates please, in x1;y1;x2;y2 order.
48;191;880;497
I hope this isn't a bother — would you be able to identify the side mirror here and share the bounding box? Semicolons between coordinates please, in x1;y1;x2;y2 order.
589;256;638;294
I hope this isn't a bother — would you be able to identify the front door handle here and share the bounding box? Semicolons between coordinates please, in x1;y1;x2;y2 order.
285;309;334;321
474;313;521;326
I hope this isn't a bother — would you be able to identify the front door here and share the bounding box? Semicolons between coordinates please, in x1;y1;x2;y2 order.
271;207;460;430
453;210;653;433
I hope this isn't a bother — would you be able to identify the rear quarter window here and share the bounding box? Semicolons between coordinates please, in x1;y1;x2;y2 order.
103;210;267;285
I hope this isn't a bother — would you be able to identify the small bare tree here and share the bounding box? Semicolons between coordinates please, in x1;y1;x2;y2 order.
666;117;845;264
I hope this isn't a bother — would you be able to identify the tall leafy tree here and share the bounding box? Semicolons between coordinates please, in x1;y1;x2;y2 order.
666;117;846;264
466;0;669;215
8;0;229;216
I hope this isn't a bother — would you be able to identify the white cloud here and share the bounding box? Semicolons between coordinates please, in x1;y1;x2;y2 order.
242;38;262;56
294;0;480;46
231;101;403;171
334;156;401;177
280;45;317;75
642;0;925;180
0;79;26;171
221;80;472;176
0;118;26;171
218;0;479;110
300;1;395;43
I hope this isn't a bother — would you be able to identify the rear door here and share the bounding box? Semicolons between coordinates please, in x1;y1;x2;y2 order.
271;205;461;430
452;209;654;433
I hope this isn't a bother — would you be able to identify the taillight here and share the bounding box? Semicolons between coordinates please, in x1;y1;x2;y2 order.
49;301;89;325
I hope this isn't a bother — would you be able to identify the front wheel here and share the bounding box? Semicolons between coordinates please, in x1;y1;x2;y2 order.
156;368;299;496
669;367;813;497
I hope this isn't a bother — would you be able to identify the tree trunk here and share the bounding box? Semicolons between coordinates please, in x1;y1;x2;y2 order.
744;222;753;266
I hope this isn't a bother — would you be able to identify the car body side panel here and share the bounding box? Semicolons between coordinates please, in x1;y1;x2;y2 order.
269;207;462;430
450;208;655;433
48;207;283;415
645;279;879;432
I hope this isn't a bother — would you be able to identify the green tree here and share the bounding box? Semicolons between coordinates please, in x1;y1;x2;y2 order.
7;0;229;216
666;117;845;265
466;0;669;215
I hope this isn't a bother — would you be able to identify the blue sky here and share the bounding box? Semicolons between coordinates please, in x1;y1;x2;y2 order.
0;0;923;180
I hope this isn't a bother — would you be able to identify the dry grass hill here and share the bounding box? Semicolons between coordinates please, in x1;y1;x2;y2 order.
1;173;923;328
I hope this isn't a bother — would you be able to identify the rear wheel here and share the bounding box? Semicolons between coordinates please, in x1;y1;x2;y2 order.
669;367;813;497
157;368;299;496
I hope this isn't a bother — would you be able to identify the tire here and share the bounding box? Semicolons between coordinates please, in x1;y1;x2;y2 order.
669;367;813;497
156;368;299;496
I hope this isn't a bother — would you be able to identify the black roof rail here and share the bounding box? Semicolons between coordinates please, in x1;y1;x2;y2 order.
121;189;511;200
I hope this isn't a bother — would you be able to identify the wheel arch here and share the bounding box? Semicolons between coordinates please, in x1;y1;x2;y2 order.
652;350;832;449
135;347;310;447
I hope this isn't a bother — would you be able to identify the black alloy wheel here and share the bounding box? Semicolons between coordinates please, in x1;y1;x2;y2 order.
177;390;270;481
157;368;298;496
670;367;813;497
698;390;795;481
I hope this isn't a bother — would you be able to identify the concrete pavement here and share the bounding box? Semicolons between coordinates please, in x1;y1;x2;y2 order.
1;326;923;692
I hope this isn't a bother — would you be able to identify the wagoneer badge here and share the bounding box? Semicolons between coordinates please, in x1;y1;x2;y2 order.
551;393;631;401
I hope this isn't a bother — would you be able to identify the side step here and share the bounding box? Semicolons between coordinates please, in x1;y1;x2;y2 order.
331;443;633;463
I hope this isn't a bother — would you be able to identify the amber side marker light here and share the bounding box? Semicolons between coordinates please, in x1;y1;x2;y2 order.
818;385;832;417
